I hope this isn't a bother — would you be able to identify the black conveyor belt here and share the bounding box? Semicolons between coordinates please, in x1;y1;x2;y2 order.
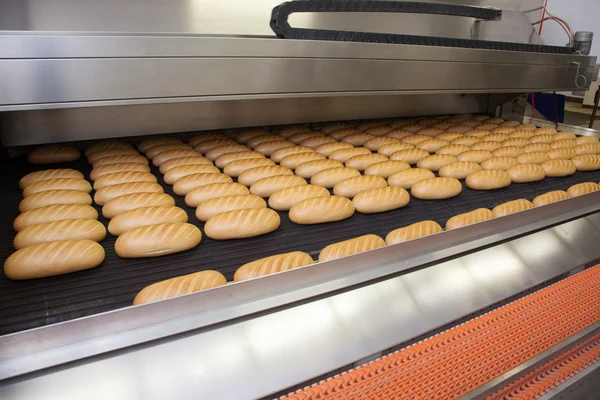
1;151;600;335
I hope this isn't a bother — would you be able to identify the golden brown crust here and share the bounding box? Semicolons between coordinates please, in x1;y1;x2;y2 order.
268;184;330;211
314;142;354;157
300;136;337;149
19;189;92;212
145;143;192;159
389;148;430;164
151;149;203;167
446;208;493;230
235;129;269;144
384;129;413;140
480;156;518;171
508;130;536;139
134;270;226;305
280;152;326;169
327;128;361;141
530;134;553;144
93;171;157;190
364;137;398;151
193;139;237;154
24;178;92;197
366;126;394;136
416;138;450;153
318;234;386;262
574;143;600;156
501;138;530;147
14;219;106;249
92;154;149;169
481;133;509;142
491;127;515;134
541;159;576;177
345;154;389;171
27;147;81;164
4;240;104;280
94;181;164;206
523;143;551;153
246;134;285;149
237;165;293;187
387;168;435;189
435;144;470;156
493;146;523;157
279;126;311;138
436;132;463;142
184;182;249;207
507;164;545;183
535;127;558;135
400;134;429;145
474;123;499;130
90;163;151;181
492;199;534;217
320;123;347;134
195;194;266;222
288;131;324;145
163;164;220;185
385;220;443;244
353;186;410;213
572;154;600;171
333;175;387;198
249;175;307;198
533;190;570;207
187;133;227;147
438;161;482;179
173;173;233;196
470;141;502;152
464;129;491;138
204;145;250;162
416;127;444;137
138;137;182;153
14;204;98;232
87;147;140;164
576;136;600;145
416;154;458;171
204;208;281;239
465;170;511;190
85;142;134;157
102;192;175;219
516;152;550;165
499;120;520;127
342;133;376;146
550;139;577;149
411;177;462;199
20;169;84;189
270;146;315;162
553;132;577;141
289;196;354;224
108;206;188;236
234;252;313;282
567;182;600;197
329;147;372;163
363;160;410;179
308;167;361;188
223;158;276;177
377;142;416;157
115;223;202;258
254;140;295;156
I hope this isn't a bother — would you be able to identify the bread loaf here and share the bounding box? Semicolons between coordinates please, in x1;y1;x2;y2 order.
436;132;463;142
194;139;237;154
411;177;462;199
385;220;443;244
270;146;315;162
481;133;508;143
152;149;202;167
464;129;490;138
195;194;266;222
470;141;502;152
24;178;92;197
254;140;295;156
333;175;387;199
400;134;429;145
389;148;430;164
20;169;84;189
145;143;192;159
506;164;545;183
493;146;523;157
269;184;330;211
516;152;550;165
289;196;354;224
94;182;164;206
345;154;389;171
364;160;410;178
397;123;422;132
250;175;307;198
438;161;481;179
214;151;264;168
416;154;458;171
329;147;372;163
366;126;394;136
491;126;514;134
237;165;293;187
14;219;106;249
499;120;520;127
451;136;480;146
236;129;269;144
508;130;535;139
301;136;337;149
315;142;354;157
446;208;493;230
90;163;151;181
14;204;98;232
204;208;280;239
364;137;398;151
27;147;80;164
19;190;92;212
492;199;534;217
567;182;600;197
280;152;326;169
115;223;202;257
4;240;104;280
384;129;413;140
289;131;324;145
416;138;450;153
138;137;182;153
533;190;570;207
223;158;276;177
341;133;376;146
572;154;600;171
501;138;529;147
234;251;313;281
530;134;553;144
295;159;344;178
457;150;493;163
321;123;347;134
576;136;600;145
318;234;385;262
550;139;577;149
85;141;134;157
328;128;361;140
187;133;227;147
163;164;220;185
377;142;415;157
435;144;470;156
92;154;148;169
108;206;188;236
541;159;576;177
205;144;250;162
246;134;284;149
93;171;157;190
523;143;551;153
185;182;249;207
574;143;600;156
465;170;511;190
416;127;444;137
388;168;435;189
535;127;558;135
547;148;577;161
102;192;175;219
353;186;409;213
173;173;233;196
516;124;538;131
87;147;139;164
480;156;518;171
474;123;498;130
279;126;311;138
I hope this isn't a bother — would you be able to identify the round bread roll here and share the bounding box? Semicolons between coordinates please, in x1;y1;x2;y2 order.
215;151;264;168
295;159;344;179
288;132;324;145
173;173;233;196
503;137;529;146
115;222;201;258
289;195;354;225
385;129;413;140
329;147;372;163
87;147;139;164
194;139;237;154
93;171;157;190
27;147;81;164
436;132;463;142
14;204;98;232
269;184;330;211
108;206;188;236
138;137;182;153
92;154;148;169
321;123;347;134
20;169;84;189
364;137;398;151
318;234;386;262
254;140;295;156
345;154;389;171
280;152;326;170
389;148;430;164
470;141;502;151
300;136;337;149
315;142;354;157
535;127;558;135
235;130;269;144
416;139;450;153
411;177;462;200
24;178;92;197
574;143;600;156
187;133;227;147
163;164;220;185
309;167;360;188
388;168;435;189
553;132;577;141
550;139;577;149
516;152;550;165
416;154;457;171
435;144;470;156
204;208;280;239
333;175;387;199
576;136;600;145
364;160;410;179
270;146;315;162
541;159;576;177
205;145;250;162
480;156;518;171
134;270;226;305
353;186;410;213
102;192;175;219
91;163;151;181
185;182;249;207
438;161;481;179
19;190;92;212
4;240;104;280
492;199;534;217
151;149;202;167
279;126;311;138
465;170;511;190
385;220;442;245
249;175;307;198
533;190;570;207
508;130;535;139
85;142;134;157
246;134;284;149
146;143;192;159
237;165;293;187
400;134;429;145
572;154;600;171
366;126;394;136
14;219;106;249
530;134;553;144
446;208;493;230
457;150;493;163
196;194;266;222
493;146;523;157
94;182;164;206
234;252;313;282
223;158;276;177
568;182;600;197
328;128;361;140
506;164;545;183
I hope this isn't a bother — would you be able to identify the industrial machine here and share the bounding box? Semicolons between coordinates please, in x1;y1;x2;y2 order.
1;1;600;399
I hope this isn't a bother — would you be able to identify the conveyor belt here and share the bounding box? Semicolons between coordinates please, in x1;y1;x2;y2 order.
282;264;600;400
1;145;600;335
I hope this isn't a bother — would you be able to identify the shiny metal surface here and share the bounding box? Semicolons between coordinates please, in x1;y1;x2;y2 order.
523;116;600;138
2;192;600;381
1;212;599;400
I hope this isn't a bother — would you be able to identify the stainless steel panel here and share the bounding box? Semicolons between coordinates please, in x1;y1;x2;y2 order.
523;116;600;138
1;212;598;400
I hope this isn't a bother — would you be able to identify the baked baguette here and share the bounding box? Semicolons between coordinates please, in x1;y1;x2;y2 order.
385;220;443;245
223;158;276;177
268;184;330;211
353;186;410;213
345;154;389;171
14;204;98;232
416;138;450;153
318;234;386;262
152;149;202;167
108;206;188;236
576;136;600;145
214;151;264;169
315;142;354;157
530;134;554;144
289;131;325;145
250;175;307;198
93;171;157;190
523;143;551;153
389;149;430;164
194;139;237;154
550;139;577;149
85;141;134;157
289;195;354;224
493;146;523;157
20;169;84;189
376;142;415;157
364;160;410;179
446;208;493;230
533;190;570;207
196;194;266;222
438;161;481;180
328;128;361;140
92;154;148;169
480;156;518;171
572;154;600;171
492;199;534;217
24;178;92;197
237;165;293;187
400;134;429;145
234;252;313;282
19;189;92;212
364;137;398;151
574;143;600;156
146;143;192;159
134;270;227;305
435;144;470;156
270;146;315;163
451;136;480;146
187;133;227;147
14;219;106;249
411;177;462;200
541;159;576;177
516;152;550;165
567;182;600;197
295;160;344;179
506;164;545;183
387;168;435;189
163;164;220;185
416;154;457;171
102;192;175;219
184;182;250;207
236;130;269;144
341;133;375;146
466;170;511;190
138;137;182;153
333;175;387;198
90;163;151;181
204;208;280;239
27;147;80;164
457;150;493;163
501;138;529;147
329;147;372;163
280;152;326;170
94;181;164;206
115;222;202;258
173;173;233;196
301;136;337;149
547;148;577;160
246;134;285;149
158;156;213;174
87;147;139;164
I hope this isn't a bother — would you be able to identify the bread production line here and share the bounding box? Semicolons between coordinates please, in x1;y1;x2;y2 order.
1;1;600;399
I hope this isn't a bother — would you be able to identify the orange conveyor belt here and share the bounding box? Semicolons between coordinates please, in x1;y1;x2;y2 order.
283;265;600;400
